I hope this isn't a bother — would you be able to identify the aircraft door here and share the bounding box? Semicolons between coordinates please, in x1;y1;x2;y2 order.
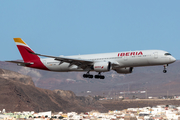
154;52;158;59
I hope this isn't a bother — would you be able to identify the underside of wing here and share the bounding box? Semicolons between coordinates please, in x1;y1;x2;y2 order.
111;61;121;69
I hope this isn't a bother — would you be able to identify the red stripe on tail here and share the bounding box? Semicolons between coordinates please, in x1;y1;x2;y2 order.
16;45;49;70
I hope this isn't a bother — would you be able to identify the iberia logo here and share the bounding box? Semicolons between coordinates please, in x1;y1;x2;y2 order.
95;66;104;69
118;51;143;57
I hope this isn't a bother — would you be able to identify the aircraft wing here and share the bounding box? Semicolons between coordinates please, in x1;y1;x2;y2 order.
6;61;33;66
111;61;122;69
31;52;94;68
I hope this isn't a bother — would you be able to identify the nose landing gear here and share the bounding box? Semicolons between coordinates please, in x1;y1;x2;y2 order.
163;64;168;73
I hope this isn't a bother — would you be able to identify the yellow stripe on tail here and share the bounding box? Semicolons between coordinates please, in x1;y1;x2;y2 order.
13;38;27;45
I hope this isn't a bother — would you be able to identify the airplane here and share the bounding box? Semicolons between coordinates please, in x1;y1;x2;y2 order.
7;38;176;79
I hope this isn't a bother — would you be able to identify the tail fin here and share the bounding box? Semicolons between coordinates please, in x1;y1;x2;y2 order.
14;38;40;62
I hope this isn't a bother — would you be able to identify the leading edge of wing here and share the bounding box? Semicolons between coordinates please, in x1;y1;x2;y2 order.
31;52;93;65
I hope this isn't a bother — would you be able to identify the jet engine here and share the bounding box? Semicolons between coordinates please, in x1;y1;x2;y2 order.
93;62;111;72
115;67;133;74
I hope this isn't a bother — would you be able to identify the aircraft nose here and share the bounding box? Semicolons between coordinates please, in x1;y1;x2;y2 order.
170;56;176;63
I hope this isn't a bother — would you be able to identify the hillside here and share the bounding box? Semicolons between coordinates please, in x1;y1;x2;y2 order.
0;68;105;112
1;63;180;112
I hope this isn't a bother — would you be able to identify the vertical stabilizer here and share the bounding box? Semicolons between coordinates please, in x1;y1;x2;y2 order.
14;38;40;62
13;38;49;70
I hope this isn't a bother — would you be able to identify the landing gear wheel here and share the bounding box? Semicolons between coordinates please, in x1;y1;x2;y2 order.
89;75;93;78
95;75;99;79
163;70;167;73
83;74;88;78
100;76;105;79
83;71;93;78
94;72;105;79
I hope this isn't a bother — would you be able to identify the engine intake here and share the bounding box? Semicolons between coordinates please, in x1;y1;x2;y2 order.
93;62;111;72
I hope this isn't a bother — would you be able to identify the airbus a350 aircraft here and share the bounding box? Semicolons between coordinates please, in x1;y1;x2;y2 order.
7;38;176;79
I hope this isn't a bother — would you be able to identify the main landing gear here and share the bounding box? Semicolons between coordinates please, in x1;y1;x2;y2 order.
83;72;105;79
83;71;93;78
163;64;168;73
94;72;105;79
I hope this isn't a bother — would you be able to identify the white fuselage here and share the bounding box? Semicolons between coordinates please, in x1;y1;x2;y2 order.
40;50;176;72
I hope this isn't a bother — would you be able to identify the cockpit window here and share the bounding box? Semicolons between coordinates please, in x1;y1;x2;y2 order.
164;53;171;56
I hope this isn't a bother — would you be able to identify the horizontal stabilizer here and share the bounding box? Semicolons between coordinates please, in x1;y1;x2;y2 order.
6;61;33;66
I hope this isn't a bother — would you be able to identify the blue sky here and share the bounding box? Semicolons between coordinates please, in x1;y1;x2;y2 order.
0;0;180;61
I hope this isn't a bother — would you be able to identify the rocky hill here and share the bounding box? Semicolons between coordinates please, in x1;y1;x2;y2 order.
54;90;105;112
1;62;180;112
0;68;105;112
0;68;34;86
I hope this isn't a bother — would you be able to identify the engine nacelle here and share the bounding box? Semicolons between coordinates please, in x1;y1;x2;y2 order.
115;67;133;74
93;62;111;72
